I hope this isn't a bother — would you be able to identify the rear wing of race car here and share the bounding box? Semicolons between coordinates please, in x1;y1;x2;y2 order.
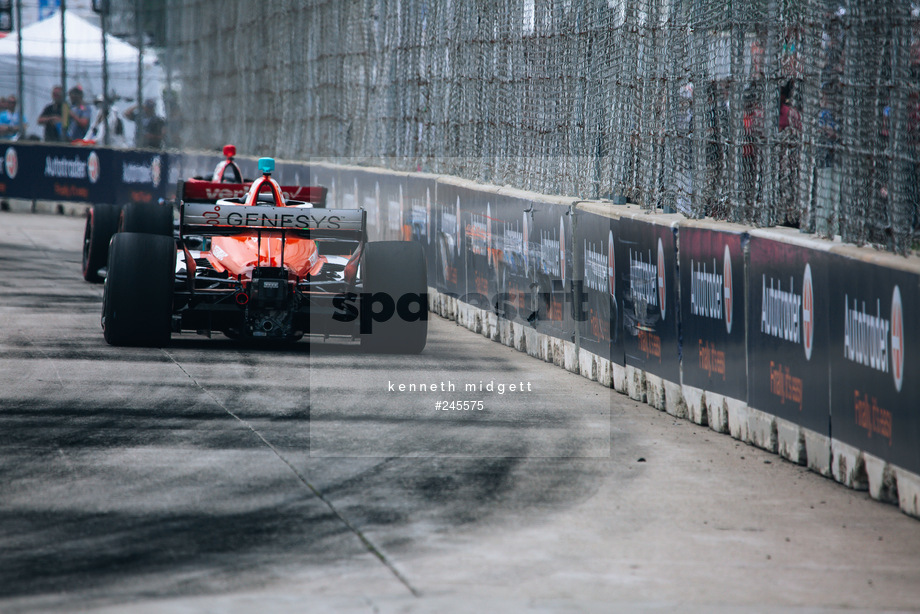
180;201;365;241
178;179;328;207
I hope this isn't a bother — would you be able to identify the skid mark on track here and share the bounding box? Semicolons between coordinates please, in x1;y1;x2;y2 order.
13;334;67;390
161;348;420;598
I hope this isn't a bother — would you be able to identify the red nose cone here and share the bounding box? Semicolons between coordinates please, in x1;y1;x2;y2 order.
223;144;236;158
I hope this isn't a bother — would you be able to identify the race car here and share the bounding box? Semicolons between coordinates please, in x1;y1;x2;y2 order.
86;157;428;353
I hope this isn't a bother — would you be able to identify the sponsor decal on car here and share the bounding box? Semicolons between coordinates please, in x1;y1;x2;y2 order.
184;203;363;230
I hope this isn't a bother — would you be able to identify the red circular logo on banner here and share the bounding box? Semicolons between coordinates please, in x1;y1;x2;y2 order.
657;237;666;321
87;151;100;184
4;147;18;179
399;184;405;239
891;285;904;393
608;230;615;298
456;198;461;257
487;202;492;267
802;263;814;361
426;187;431;244
523;211;529;271
723;244;733;334
560;217;566;285
150;155;161;188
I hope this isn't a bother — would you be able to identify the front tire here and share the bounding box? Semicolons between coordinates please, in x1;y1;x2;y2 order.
82;204;121;283
360;241;428;354
102;232;176;347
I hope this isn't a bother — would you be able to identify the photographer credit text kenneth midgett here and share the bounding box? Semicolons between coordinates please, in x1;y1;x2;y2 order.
387;380;534;395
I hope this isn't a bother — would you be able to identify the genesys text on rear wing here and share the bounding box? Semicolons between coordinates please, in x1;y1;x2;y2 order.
181;202;365;239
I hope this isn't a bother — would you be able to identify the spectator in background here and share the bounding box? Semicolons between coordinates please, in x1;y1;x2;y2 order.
66;86;91;141
778;80;802;132
0;95;19;139
741;75;765;210
777;80;802;226
909;91;920;230
37;85;67;142
163;88;182;149
815;84;840;236
124;99;165;149
86;95;127;148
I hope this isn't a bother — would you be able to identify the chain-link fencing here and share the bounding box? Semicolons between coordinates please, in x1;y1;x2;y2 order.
162;0;920;253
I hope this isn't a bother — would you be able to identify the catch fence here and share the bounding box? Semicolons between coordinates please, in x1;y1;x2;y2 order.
163;0;920;252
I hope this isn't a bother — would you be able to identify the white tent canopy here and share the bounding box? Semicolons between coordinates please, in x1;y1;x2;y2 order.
0;10;164;142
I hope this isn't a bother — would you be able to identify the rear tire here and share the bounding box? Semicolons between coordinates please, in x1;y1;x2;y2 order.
119;201;174;236
102;232;176;347
360;241;428;354
82;204;120;283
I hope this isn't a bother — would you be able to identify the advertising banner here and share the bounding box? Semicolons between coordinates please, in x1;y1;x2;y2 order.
679;226;747;400
270;159;310;187
1;144;179;205
336;168;384;240
470;193;536;329
432;182;467;297
376;174;406;243
29;145;117;204
459;186;491;310
113;150;169;205
0;143;35;201
404;176;438;284
527;201;574;342
828;254;920;474
308;165;341;209
747;235;830;434
575;210;624;365
619;218;680;383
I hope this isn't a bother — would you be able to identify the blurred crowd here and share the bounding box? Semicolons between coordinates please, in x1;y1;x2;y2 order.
0;84;166;149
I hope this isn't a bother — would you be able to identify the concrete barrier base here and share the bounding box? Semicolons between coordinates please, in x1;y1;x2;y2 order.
803;429;833;477
727;403;775;452
864;453;899;505
775;418;807;465
831;439;869;491
895;467;920;518
681;385;707;426
611;363;627;394
663;379;687;419
625;366;648;405
644;373;666;411
708;393;735;434
578;348;602;384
